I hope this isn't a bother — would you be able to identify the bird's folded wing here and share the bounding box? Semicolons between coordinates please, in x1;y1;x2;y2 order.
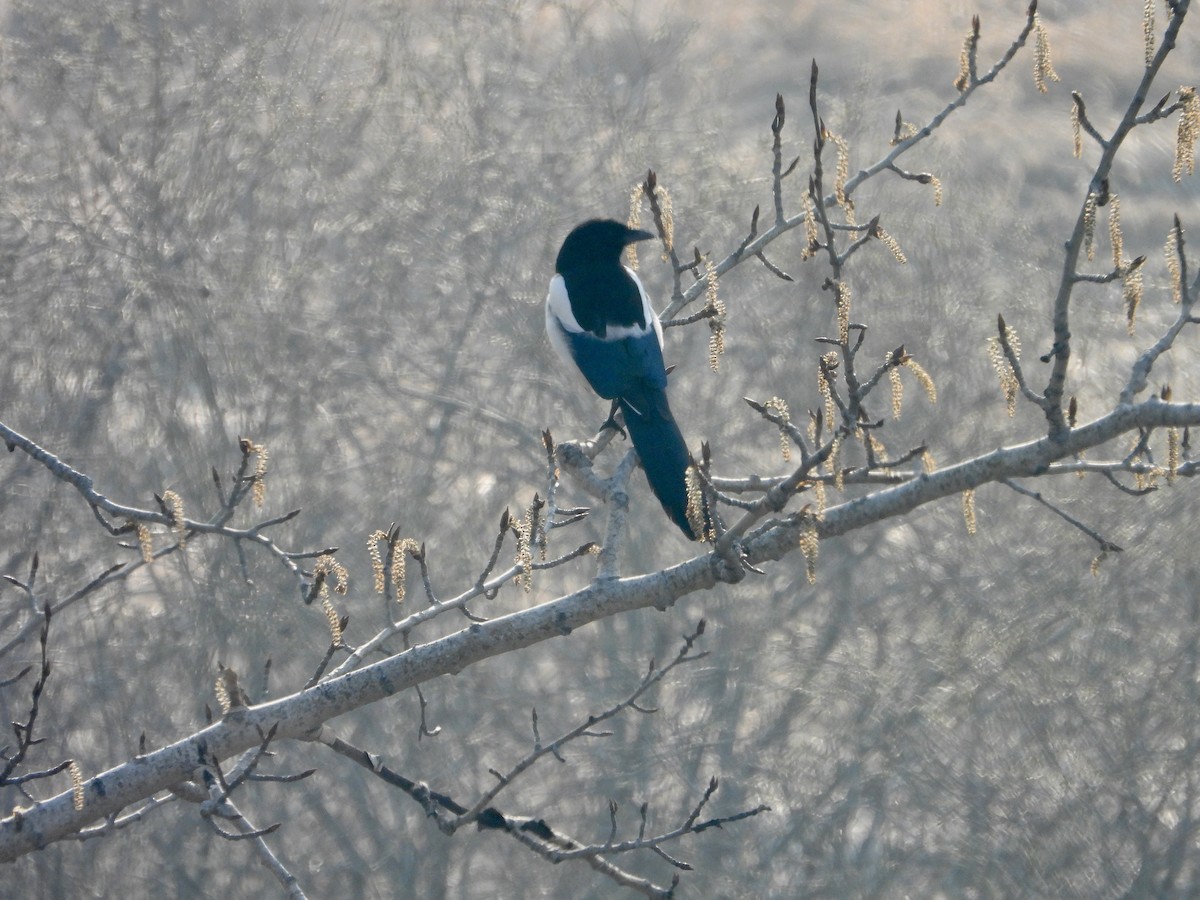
554;326;668;401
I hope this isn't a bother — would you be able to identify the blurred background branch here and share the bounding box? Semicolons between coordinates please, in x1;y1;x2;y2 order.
1;1;1198;896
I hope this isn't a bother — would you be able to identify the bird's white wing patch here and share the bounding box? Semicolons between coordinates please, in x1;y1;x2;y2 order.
625;266;663;348
545;274;579;373
545;274;582;333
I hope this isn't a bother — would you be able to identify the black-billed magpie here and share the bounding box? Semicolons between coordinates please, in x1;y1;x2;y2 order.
546;218;700;540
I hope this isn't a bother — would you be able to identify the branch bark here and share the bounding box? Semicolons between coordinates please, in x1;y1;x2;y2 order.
3;395;1197;862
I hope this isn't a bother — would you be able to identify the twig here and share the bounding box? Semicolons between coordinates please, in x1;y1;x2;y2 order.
454;622;711;830
1043;4;1192;434
1002;478;1124;553
0;605;53;784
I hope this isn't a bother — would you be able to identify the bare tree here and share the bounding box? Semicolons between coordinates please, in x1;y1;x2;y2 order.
2;1;1200;896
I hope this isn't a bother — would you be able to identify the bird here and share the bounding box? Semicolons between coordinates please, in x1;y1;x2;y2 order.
545;218;703;540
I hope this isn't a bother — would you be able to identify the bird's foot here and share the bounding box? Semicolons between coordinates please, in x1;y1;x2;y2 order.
600;401;627;439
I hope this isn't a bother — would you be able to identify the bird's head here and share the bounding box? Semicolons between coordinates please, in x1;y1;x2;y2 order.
556;219;655;273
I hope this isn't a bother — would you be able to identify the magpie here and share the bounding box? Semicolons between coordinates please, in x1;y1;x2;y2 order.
546;218;701;540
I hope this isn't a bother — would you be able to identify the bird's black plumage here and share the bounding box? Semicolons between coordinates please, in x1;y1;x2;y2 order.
554;220;650;335
546;219;702;540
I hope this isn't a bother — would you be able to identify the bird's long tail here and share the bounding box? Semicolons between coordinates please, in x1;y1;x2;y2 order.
619;394;706;540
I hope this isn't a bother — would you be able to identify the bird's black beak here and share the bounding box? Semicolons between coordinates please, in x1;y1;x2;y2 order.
627;228;655;244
